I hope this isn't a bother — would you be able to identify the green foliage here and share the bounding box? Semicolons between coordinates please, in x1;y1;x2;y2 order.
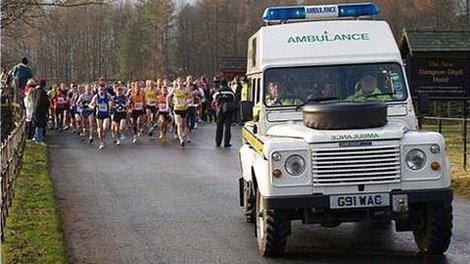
1;100;22;142
116;20;142;80
116;0;174;80
2;143;69;264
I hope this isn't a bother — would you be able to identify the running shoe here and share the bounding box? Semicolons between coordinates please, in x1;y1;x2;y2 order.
99;143;104;149
89;137;93;143
133;137;138;144
115;140;121;145
180;141;185;147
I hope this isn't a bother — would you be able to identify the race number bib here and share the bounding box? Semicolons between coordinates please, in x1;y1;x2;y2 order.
175;98;185;105
134;102;144;110
116;104;125;112
158;103;167;112
147;100;156;106
98;103;108;112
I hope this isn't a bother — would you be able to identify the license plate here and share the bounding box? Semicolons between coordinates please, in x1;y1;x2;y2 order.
329;193;390;209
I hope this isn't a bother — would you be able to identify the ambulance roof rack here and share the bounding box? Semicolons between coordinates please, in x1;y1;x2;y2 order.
262;3;379;25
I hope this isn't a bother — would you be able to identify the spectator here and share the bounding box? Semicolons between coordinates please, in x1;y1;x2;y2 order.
32;79;50;144
24;79;36;140
9;57;33;103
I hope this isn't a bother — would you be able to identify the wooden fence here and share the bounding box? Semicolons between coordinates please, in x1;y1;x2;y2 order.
0;118;26;241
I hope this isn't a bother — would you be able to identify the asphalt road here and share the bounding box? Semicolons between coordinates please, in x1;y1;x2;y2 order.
49;124;470;264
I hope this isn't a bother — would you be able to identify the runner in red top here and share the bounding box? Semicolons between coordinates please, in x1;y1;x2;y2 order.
129;82;146;143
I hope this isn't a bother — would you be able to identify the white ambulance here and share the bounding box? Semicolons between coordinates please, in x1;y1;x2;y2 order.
238;3;452;257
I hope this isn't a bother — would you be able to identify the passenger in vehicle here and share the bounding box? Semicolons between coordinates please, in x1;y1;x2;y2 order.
346;74;391;102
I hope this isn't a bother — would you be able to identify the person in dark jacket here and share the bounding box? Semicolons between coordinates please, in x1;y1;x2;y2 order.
211;79;236;148
32;79;50;143
9;57;33;103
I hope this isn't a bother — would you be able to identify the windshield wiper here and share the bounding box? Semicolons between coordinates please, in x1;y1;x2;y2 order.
295;97;340;111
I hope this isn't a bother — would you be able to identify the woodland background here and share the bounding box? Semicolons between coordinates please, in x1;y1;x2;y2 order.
1;0;469;81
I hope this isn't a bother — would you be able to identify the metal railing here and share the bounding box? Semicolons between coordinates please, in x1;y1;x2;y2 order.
0;118;26;241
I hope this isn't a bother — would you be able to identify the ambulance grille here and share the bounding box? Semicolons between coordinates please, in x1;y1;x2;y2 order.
311;144;401;186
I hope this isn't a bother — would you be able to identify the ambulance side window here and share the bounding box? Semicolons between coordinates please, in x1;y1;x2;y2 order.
252;78;258;103
251;38;257;67
249;78;255;102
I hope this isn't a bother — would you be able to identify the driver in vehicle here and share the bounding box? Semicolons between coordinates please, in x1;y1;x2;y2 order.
322;83;336;97
265;81;303;106
346;74;391;102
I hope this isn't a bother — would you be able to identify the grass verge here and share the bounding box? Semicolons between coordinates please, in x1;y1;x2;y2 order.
1;142;68;264
423;122;470;198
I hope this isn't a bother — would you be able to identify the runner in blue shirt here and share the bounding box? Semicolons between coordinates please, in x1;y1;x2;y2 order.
90;83;112;149
111;85;129;145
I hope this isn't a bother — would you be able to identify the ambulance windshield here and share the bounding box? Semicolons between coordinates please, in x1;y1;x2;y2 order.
263;63;407;107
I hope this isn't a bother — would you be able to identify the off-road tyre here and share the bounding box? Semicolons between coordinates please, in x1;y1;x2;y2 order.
243;181;255;223
411;200;453;255
255;190;289;258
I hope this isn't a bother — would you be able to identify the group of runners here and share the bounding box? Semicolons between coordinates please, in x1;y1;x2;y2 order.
48;75;217;149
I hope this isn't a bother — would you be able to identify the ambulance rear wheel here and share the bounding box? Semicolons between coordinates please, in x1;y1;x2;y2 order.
255;189;289;258
411;200;452;255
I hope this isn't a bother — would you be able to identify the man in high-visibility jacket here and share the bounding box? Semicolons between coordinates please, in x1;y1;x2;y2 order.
230;76;243;124
240;76;248;101
231;76;242;103
346;74;391;102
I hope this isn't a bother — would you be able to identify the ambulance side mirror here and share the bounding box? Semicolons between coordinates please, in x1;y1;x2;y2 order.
240;101;253;122
416;93;430;129
417;93;430;115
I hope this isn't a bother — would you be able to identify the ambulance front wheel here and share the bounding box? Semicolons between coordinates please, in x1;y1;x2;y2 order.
255;189;290;258
411;200;452;255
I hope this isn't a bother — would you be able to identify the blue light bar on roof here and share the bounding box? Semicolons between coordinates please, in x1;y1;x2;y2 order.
262;3;379;22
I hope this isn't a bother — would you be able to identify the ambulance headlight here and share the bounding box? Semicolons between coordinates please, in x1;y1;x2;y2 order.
285;154;306;176
405;149;427;171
